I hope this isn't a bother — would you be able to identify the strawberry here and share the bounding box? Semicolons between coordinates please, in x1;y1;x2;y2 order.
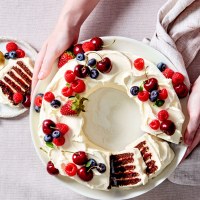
60;95;88;116
162;68;174;79
6;42;18;52
56;123;69;135
82;42;96;52
13;92;24;104
58;51;75;68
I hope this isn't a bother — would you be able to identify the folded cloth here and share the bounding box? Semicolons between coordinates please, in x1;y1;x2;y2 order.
149;0;200;186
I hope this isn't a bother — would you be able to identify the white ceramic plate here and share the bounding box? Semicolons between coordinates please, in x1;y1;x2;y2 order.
0;36;37;118
30;36;189;200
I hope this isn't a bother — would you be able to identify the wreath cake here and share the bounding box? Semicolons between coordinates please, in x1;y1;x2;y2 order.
34;37;188;190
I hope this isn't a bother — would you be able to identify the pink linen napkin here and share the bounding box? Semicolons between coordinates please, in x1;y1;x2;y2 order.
148;0;200;186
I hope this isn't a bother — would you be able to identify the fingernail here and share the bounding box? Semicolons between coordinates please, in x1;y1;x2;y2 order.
38;71;44;79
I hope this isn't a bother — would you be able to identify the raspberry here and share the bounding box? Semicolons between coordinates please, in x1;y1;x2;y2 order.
16;49;25;58
56;123;69;136
65;163;77;176
64;70;76;83
138;91;149;102
158;110;169;121
172;72;184;86
6;42;18;52
62;86;73;97
149;120;160;130
162;68;174;79
133;58;144;71
173;83;188;98
53;136;65;146
44;92;55;102
82;42;96;52
34;95;43;107
71;79;86;93
158;88;168;100
13;92;24;104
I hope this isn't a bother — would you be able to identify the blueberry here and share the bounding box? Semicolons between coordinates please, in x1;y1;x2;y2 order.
87;58;96;67
97;163;106;173
34;105;40;113
157;62;167;72
44;135;53;142
90;69;99;79
9;51;17;59
4;52;10;59
37;93;44;97
52;130;61;138
149;90;159;102
130;86;139;96
86;159;97;169
76;53;85;61
50;99;61;108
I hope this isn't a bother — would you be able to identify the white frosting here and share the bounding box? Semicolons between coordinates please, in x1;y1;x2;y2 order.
0;57;33;107
38;50;184;190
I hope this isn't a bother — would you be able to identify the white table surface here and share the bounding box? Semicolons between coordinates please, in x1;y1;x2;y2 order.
0;0;199;199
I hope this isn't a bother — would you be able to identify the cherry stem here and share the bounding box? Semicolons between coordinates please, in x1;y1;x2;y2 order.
86;51;103;60
87;165;98;172
145;66;149;80
40;147;47;154
102;39;116;48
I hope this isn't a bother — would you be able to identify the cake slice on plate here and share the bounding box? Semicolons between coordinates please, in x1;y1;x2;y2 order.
0;57;33;106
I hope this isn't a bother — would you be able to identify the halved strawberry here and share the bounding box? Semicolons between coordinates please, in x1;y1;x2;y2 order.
60;95;88;116
58;50;75;68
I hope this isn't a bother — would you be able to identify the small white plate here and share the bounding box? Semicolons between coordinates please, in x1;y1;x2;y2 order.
0;36;37;118
30;36;188;200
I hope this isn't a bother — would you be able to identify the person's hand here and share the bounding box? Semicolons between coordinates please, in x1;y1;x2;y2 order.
31;20;80;95
31;0;100;95
183;76;200;159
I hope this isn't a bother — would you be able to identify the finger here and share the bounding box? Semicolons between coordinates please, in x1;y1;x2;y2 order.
183;127;200;159
31;43;47;95
37;45;59;80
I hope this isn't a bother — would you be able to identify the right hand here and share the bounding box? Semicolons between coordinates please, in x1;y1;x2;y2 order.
31;19;80;95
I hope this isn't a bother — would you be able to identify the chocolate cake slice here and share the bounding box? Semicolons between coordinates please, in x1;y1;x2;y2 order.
0;58;33;106
109;148;148;188
126;134;175;178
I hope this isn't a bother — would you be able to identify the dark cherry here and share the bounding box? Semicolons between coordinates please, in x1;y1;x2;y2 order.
72;151;88;165
173;83;188;98
77;166;93;182
96;57;112;73
144;78;158;92
90;37;103;51
74;65;90;78
42;119;56;135
22;94;31;107
160;120;176;135
73;44;84;56
47;161;59;175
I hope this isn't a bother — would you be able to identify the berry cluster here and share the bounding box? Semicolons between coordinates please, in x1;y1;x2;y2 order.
149;110;176;135
12;92;31;107
157;62;188;99
4;42;25;59
43;91;61;109
130;78;168;107
42;119;69;147
64;151;106;182
62;70;86;97
34;93;43;112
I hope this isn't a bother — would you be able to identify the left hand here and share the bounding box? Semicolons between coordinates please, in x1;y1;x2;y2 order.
183;76;200;159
